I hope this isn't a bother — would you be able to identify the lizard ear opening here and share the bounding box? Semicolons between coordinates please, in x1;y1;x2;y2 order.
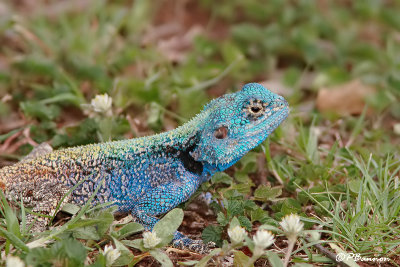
214;126;228;139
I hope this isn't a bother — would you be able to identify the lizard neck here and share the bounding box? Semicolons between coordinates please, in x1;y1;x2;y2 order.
102;108;212;180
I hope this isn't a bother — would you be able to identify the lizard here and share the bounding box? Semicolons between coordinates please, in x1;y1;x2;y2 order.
0;83;289;252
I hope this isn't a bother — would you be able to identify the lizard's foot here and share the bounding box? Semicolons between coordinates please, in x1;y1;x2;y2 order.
26;214;49;233
172;232;215;254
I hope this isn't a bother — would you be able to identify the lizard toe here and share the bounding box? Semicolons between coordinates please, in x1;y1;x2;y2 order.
173;237;215;254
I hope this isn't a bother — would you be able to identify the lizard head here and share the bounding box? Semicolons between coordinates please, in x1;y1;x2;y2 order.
190;83;289;173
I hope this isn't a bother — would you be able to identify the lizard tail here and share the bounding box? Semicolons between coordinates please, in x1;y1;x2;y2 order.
0;167;9;191
0;176;5;191
0;181;5;191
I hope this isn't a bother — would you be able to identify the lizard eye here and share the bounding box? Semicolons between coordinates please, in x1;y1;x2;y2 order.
247;99;265;117
250;106;262;114
214;126;228;139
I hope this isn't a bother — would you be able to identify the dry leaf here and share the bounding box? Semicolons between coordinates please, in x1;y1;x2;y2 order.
259;71;316;96
156;25;203;63
316;80;375;116
259;80;293;96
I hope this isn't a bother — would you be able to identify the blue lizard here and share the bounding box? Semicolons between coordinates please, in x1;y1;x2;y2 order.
0;83;289;252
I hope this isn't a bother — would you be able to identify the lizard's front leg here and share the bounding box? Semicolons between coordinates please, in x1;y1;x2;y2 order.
131;172;210;253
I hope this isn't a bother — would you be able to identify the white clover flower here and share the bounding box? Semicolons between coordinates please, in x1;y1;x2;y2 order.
394;123;400;136
102;245;121;267
228;225;247;244
279;214;304;241
306;231;321;242
6;255;25;267
91;94;112;114
143;231;161;249
253;229;275;250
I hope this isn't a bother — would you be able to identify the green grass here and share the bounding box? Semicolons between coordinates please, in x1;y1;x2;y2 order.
0;0;400;266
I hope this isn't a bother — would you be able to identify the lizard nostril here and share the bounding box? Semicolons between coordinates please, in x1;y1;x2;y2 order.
280;98;288;106
275;98;288;108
